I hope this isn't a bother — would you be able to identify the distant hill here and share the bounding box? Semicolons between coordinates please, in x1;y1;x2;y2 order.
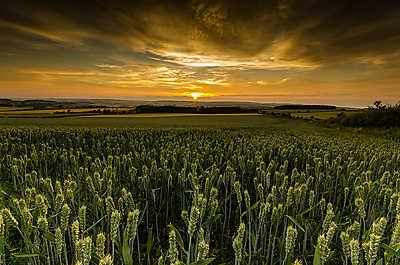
3;98;346;111
47;99;279;109
142;100;278;109
0;99;15;106
135;105;259;114
5;98;279;109
0;99;59;108
274;104;337;110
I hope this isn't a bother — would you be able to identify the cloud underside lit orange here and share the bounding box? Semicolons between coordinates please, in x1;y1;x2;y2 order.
0;1;399;106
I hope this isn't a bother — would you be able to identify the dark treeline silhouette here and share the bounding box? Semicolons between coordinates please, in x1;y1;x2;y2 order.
101;108;135;114
0;99;59;109
274;104;336;110
54;108;136;115
135;105;258;114
0;98;109;110
135;105;195;113
328;101;400;127
198;106;258;114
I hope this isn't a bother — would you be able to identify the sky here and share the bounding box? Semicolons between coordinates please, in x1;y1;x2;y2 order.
1;0;400;107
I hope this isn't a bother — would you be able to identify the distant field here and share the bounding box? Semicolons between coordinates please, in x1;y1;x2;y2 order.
1;107;362;121
290;110;361;120
0;114;326;133
290;111;342;119
0;107;132;117
83;113;261;118
0;106;31;111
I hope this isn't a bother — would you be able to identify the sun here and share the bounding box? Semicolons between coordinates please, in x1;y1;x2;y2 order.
190;92;203;100
184;91;214;100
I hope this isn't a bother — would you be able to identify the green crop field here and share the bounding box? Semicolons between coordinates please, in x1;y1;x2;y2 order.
0;114;306;130
290;111;362;120
290;111;342;120
0;115;399;265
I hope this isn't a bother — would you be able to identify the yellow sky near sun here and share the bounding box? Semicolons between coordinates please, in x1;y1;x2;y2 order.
1;69;398;107
1;1;400;107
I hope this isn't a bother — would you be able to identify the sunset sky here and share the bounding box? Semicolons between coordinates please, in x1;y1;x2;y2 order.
1;0;400;106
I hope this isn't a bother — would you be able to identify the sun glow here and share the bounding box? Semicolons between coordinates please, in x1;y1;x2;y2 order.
190;92;203;100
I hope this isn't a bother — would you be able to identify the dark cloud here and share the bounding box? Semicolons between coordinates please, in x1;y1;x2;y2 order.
0;0;400;106
1;0;399;66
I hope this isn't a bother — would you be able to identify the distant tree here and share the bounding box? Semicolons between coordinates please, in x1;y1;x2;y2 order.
331;101;400;128
373;100;383;110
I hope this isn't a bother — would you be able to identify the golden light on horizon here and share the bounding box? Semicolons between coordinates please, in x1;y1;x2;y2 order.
0;1;399;107
190;92;203;100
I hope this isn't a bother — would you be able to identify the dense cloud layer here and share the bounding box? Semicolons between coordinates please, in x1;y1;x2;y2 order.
2;0;400;65
1;0;400;105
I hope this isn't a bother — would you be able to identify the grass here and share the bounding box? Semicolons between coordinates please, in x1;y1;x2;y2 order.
0;114;275;128
290;111;342;120
290;110;361;120
0;114;331;136
0;112;398;265
1;125;398;265
0;113;390;143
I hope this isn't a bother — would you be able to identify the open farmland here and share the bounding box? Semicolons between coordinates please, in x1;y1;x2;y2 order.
0;107;32;112
0;122;399;265
290;111;344;120
0;115;296;129
1;0;399;264
0;108;133;118
290;111;362;120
